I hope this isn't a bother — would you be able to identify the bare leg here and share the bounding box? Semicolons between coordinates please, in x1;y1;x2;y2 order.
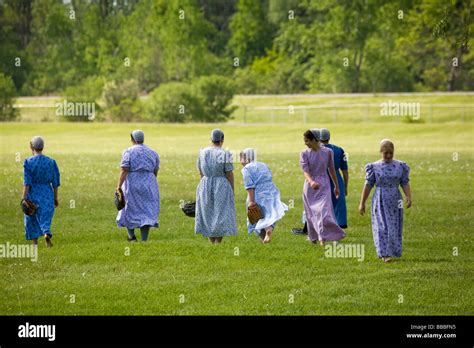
215;237;223;244
209;237;215;244
319;240;325;246
263;226;273;244
32;238;38;246
382;257;392;263
258;230;265;243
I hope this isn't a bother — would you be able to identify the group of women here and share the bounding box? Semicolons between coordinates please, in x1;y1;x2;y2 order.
21;128;411;262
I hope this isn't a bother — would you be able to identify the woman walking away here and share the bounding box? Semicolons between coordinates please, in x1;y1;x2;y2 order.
23;136;60;247
359;139;411;263
300;129;345;246
116;130;160;242
240;148;288;243
195;129;237;244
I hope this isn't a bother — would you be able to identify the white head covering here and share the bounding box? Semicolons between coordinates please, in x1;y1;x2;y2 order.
320;128;330;141
211;128;224;142
131;130;144;143
30;136;44;151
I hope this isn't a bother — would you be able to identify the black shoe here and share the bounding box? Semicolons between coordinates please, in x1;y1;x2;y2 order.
291;228;306;235
127;236;137;242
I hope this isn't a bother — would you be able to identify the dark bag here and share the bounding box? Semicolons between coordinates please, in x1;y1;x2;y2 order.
182;201;196;217
115;188;126;210
20;198;37;216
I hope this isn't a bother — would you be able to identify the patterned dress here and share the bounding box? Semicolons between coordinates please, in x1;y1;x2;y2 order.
323;143;348;228
195;147;237;237
241;161;288;235
116;144;160;229
300;147;346;242
23;155;60;240
365;160;410;258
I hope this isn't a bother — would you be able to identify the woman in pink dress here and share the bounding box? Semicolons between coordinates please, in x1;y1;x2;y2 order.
300;129;346;246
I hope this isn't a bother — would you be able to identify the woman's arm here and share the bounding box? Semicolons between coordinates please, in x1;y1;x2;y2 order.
342;169;349;196
358;184;372;215
117;168;129;190
328;165;340;199
303;171;319;189
225;171;234;192
247;188;256;207
402;184;412;208
53;187;59;207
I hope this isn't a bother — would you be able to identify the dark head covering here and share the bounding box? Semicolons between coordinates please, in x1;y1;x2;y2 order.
30;136;44;151
310;128;321;141
211;128;224;143
320;128;330;141
131;130;145;143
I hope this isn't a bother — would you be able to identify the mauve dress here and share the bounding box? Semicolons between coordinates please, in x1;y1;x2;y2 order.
365;160;410;258
116;144;160;229
300;147;346;242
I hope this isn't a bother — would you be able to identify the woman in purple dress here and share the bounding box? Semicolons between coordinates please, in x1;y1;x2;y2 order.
358;139;412;263
300;129;346;246
116;130;160;242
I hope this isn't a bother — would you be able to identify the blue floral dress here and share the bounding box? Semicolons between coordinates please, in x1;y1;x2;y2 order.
365;160;410;258
195;147;237;237
116;144;160;229
23;155;60;240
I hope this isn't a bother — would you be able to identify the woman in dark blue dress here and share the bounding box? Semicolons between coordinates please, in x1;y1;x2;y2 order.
22;136;60;247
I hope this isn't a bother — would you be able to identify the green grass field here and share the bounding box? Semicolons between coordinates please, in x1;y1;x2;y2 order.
0;118;473;315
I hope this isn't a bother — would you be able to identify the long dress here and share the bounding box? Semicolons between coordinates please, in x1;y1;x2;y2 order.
23;155;60;240
323;143;348;228
195;146;237;237
365;160;410;258
300;147;345;242
241;161;288;235
116;144;160;229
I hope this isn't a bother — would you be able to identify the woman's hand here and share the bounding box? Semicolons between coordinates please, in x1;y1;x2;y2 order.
310;181;320;190
358;203;365;215
248;201;257;208
406;197;412;208
334;187;340;199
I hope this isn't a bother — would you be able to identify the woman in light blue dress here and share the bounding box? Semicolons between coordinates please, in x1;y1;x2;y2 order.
116;130;160;242
240;148;288;243
22;136;60;247
195;129;237;244
359;139;412;262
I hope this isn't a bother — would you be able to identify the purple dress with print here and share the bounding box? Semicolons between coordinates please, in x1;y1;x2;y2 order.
116;144;160;229
300;147;346;242
365;160;410;258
